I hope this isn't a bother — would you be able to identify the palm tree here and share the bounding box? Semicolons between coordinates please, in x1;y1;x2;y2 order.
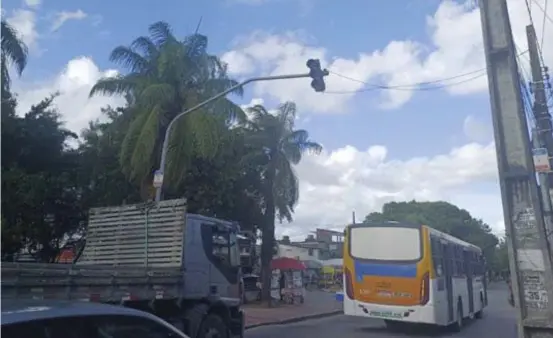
89;21;244;199
244;102;322;303
1;20;28;93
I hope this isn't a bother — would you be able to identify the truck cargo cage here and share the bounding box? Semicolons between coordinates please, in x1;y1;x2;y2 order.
78;199;187;267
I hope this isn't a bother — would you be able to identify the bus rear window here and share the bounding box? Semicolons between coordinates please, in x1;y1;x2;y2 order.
350;226;421;261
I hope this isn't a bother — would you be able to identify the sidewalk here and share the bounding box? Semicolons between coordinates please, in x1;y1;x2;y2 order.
244;290;342;329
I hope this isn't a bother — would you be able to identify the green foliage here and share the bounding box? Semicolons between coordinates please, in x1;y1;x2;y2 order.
1;19;28;93
89;21;245;195
1;95;83;262
363;200;502;271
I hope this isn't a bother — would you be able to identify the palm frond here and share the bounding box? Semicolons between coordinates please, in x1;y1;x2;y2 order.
277;101;297;131
89;76;138;97
109;46;150;73
1;55;11;92
301;141;323;154
183;34;208;58
148;21;177;47
130;36;158;59
138;83;176;111
129;105;163;180
1;20;28;76
119;109;150;180
165;114;196;187
246;105;270;123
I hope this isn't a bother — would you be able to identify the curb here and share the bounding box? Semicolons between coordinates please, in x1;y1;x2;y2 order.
245;310;342;330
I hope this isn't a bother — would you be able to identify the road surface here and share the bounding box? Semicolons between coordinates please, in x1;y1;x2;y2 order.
246;283;517;338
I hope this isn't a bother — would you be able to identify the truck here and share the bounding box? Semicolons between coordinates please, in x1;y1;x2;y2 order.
1;199;245;338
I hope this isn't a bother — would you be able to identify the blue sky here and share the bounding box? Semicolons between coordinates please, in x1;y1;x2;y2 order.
4;0;552;238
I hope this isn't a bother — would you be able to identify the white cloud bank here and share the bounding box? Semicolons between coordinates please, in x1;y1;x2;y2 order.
222;0;552;113
13;57;124;136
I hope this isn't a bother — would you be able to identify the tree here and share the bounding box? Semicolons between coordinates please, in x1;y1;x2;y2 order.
1;20;28;93
244;102;322;304
364;200;500;266
78;105;141;207
89;21;245;199
1;95;83;262
175;123;265;230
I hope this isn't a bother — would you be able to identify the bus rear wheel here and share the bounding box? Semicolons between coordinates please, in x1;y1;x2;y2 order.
475;295;484;319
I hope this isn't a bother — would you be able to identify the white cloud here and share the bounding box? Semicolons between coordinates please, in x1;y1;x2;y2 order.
279;141;504;240
24;0;41;9
13;57;124;136
50;9;88;32
463;115;492;143
222;0;553;114
5;9;39;50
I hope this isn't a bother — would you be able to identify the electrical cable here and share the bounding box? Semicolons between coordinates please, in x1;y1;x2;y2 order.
324;69;486;94
325;51;529;95
540;0;549;47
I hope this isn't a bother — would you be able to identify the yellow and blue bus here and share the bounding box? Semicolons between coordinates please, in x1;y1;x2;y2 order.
343;221;487;331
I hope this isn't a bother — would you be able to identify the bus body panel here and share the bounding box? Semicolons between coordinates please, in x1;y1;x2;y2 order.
343;223;487;327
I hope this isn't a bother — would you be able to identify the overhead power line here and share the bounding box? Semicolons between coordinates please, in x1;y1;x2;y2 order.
324;51;528;95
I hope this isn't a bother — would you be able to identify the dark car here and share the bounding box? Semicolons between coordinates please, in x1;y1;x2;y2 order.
1;299;189;338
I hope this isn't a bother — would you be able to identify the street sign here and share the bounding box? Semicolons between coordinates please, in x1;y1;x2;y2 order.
153;170;164;188
532;148;551;172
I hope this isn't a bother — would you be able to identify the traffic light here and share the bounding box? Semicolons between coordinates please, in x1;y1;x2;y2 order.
306;59;329;92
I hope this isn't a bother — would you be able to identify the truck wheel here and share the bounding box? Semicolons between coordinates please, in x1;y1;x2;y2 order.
198;314;228;338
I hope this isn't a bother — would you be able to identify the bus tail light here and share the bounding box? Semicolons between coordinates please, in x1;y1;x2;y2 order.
345;268;354;299
420;272;430;305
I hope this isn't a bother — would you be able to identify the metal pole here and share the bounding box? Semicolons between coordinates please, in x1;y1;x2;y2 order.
479;1;553;337
154;72;311;202
527;25;553;242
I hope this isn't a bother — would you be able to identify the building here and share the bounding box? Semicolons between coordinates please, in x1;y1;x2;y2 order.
276;228;345;261
276;242;321;261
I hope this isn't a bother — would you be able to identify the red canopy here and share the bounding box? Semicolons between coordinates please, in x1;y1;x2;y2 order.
271;257;306;270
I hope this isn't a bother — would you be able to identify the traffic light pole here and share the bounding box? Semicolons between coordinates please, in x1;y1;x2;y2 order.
479;1;553;337
154;60;329;202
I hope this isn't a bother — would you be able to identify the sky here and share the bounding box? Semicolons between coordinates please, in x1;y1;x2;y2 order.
3;0;553;240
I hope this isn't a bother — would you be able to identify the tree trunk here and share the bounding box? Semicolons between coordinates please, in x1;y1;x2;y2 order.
260;165;276;307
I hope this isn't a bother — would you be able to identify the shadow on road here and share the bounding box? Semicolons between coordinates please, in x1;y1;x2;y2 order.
355;317;480;337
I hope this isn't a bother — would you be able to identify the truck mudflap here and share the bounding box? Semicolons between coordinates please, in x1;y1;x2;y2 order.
230;309;245;338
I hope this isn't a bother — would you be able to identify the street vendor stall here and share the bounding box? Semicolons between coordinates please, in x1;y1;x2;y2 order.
271;257;306;304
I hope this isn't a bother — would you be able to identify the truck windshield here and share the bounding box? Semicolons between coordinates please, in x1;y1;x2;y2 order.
350;226;422;262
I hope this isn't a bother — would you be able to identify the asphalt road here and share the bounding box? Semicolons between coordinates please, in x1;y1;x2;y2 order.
246;283;517;338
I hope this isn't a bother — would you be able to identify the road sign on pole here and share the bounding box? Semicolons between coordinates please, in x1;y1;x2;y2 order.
153;170;164;189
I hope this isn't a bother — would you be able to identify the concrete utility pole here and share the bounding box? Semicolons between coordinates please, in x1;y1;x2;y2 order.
479;0;553;337
527;25;553;240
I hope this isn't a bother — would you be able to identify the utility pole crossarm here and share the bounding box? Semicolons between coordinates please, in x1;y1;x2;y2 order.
479;0;553;337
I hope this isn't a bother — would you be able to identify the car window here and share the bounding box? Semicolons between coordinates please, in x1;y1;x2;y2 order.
93;315;184;338
2;314;185;338
2;321;48;338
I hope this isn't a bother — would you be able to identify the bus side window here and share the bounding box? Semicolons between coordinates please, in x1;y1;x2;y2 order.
457;246;465;277
445;243;456;276
430;236;443;277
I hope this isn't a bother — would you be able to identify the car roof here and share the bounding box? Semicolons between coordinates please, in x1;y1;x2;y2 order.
1;299;160;326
